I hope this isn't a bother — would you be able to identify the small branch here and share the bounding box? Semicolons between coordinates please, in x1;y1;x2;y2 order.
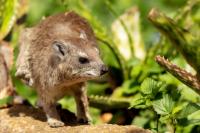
148;8;189;50
155;55;200;95
148;8;200;74
88;95;130;111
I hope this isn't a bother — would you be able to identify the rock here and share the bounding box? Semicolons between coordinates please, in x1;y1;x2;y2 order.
0;105;151;133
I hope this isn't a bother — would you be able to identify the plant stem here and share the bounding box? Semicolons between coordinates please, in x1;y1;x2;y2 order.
156;114;159;133
172;118;176;133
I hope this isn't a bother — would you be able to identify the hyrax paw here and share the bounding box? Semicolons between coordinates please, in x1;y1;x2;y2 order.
77;118;91;125
47;118;64;128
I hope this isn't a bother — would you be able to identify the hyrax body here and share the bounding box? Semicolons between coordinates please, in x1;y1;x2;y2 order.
15;11;108;127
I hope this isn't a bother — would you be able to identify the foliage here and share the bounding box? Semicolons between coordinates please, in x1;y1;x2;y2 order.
0;0;200;132
148;5;200;94
0;0;18;40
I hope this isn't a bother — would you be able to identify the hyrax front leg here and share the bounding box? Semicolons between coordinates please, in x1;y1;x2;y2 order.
74;84;91;124
42;101;64;127
15;28;34;86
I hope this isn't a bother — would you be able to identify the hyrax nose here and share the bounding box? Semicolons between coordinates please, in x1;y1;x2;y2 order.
100;65;108;76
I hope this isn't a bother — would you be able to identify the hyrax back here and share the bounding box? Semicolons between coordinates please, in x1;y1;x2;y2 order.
16;11;108;127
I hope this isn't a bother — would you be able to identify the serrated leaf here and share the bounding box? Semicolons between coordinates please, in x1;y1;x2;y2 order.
141;78;160;96
178;108;200;126
177;118;200;126
153;94;175;115
172;103;187;115
188;110;200;120
159;114;171;122
178;103;200;118
130;97;145;109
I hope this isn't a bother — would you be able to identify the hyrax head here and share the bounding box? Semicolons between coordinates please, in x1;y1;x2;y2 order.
35;11;108;83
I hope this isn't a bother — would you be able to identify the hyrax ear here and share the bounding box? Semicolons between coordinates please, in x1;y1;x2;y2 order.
49;42;65;68
52;41;68;57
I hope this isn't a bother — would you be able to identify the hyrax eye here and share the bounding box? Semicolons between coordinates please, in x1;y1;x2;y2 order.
79;57;89;64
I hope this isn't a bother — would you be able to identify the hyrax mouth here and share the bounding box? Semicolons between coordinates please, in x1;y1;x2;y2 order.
100;64;108;76
84;64;108;77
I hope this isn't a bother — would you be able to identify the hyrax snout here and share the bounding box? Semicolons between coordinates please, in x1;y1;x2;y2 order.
15;11;108;127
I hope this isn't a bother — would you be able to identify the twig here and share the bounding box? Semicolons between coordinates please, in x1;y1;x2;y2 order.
155;55;200;95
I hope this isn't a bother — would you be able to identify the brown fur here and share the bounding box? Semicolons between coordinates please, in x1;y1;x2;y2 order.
16;11;107;127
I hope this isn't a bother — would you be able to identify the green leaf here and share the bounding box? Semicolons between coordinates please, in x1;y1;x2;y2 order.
159;114;171;123
130;97;146;109
188;119;200;125
172;103;187;115
132;116;149;127
177;103;200;126
177;118;200;126
0;0;18;40
178;103;200;118
0;96;13;106
153;94;175;115
140;78;160;96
